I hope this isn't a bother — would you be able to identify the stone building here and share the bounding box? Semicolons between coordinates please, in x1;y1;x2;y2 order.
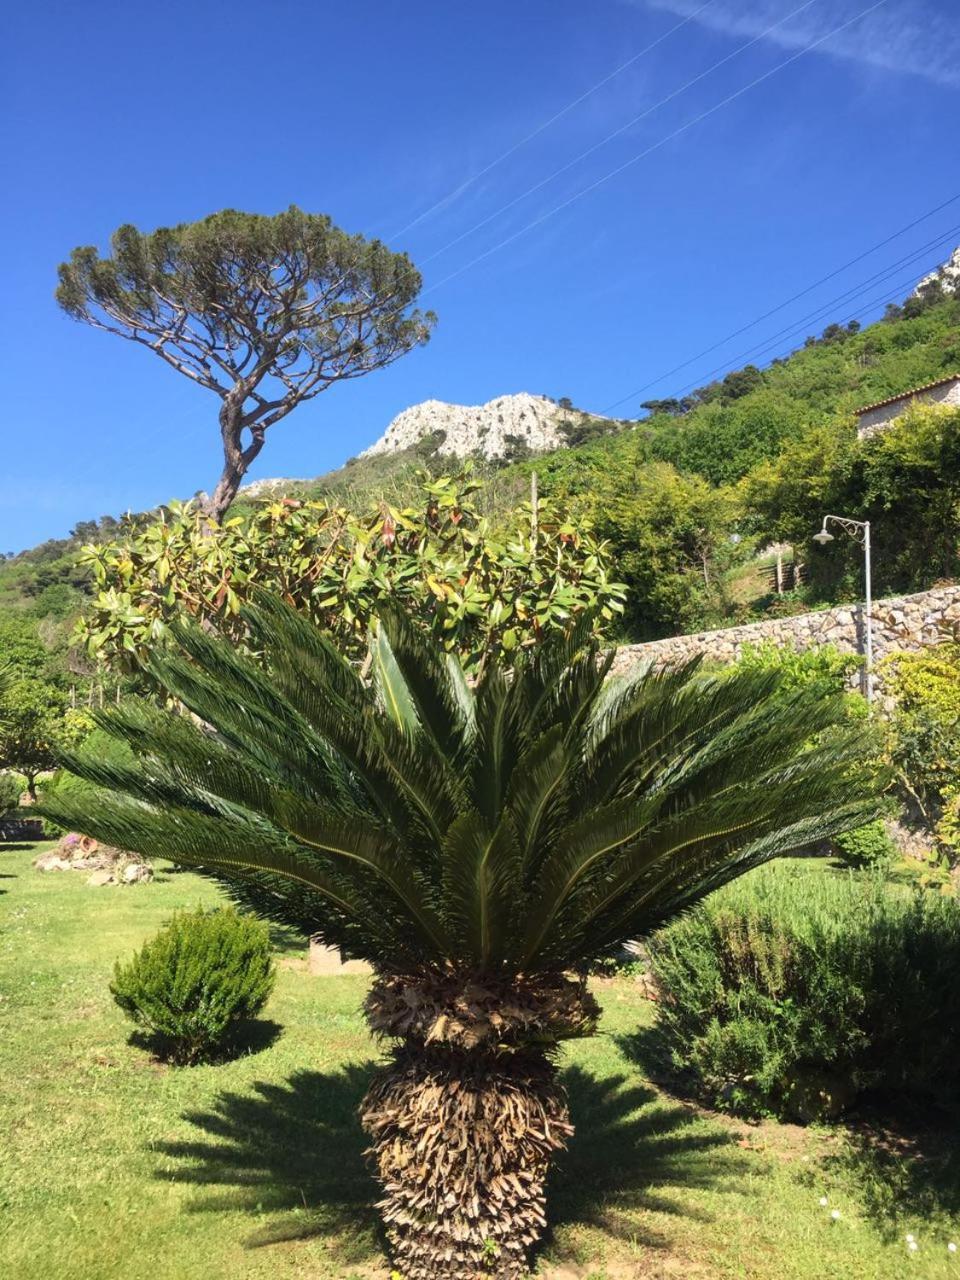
855;373;960;438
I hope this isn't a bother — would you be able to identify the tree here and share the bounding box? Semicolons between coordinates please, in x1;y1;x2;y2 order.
0;678;61;800
639;397;691;417
718;364;763;402
741;404;960;599
578;461;741;638
649;390;809;486
56;207;435;522
857;403;960;589
43;602;879;1278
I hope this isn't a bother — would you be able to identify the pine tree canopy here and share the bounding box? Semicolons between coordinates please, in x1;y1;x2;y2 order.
41;599;883;974
56;207;435;519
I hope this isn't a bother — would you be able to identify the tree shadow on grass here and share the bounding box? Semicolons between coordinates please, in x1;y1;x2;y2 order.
823;1101;960;1242
155;1062;380;1262
266;922;307;956
616;1023;703;1101
544;1064;750;1258
156;1058;748;1268
619;1025;960;1248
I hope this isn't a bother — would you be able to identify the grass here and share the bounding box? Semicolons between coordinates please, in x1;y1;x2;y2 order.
3;844;960;1279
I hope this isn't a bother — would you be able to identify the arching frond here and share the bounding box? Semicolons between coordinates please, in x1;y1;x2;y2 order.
43;599;883;975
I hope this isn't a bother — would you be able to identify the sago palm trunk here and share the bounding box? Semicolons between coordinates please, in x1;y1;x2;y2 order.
362;1046;569;1279
361;971;599;1279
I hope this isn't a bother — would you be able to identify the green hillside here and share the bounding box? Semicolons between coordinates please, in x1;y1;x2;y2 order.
2;287;959;641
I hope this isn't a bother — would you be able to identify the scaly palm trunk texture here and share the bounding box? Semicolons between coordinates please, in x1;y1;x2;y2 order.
361;970;598;1279
362;1047;570;1279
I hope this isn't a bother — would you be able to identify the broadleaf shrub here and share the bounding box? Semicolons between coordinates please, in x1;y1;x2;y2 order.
732;639;861;696
111;907;276;1063
78;471;626;676
648;864;960;1121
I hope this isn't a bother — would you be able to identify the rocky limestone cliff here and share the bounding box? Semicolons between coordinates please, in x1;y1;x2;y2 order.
360;393;585;460
239;476;312;499
914;245;960;298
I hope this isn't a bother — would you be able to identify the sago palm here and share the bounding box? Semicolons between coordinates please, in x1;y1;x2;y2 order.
43;598;880;1279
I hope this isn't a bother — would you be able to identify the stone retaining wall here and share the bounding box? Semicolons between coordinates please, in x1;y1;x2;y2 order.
0;817;44;842
610;584;960;689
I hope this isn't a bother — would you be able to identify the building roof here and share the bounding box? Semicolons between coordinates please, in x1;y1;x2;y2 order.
855;373;960;417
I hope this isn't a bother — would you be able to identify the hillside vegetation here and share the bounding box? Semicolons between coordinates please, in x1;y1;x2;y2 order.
2;289;959;646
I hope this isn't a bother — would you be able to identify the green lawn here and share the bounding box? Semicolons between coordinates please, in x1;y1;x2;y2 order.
2;843;959;1280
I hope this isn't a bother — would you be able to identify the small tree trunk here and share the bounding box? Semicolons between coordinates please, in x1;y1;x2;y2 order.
204;391;266;525
361;1045;571;1280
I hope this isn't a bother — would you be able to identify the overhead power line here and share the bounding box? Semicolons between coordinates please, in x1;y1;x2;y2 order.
600;208;960;414
421;0;890;299
389;0;719;241
600;190;960;413
666;240;960;403
418;0;821;267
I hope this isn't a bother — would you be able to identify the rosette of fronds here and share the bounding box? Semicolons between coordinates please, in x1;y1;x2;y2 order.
42;597;882;1278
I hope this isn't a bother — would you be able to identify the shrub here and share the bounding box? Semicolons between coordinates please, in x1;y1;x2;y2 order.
732;640;862;697
648;864;960;1121
0;772;22;816
78;472;626;676
833;819;896;868
111;907;276;1063
882;645;960;861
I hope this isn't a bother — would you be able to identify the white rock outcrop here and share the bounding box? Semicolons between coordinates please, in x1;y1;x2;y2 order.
239;476;312;499
360;393;584;461
914;245;960;297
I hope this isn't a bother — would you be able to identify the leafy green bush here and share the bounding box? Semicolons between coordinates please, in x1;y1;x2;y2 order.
649;865;960;1121
833;819;896;868
78;471;625;676
111;908;276;1064
732;640;861;697
882;644;960;862
0;772;21;816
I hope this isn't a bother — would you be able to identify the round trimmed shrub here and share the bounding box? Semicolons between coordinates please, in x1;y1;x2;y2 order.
833;818;896;868
111;907;276;1063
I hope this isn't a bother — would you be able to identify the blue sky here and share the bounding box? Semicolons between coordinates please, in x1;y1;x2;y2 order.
4;0;960;551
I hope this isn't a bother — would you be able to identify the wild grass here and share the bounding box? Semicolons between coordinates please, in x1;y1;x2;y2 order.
2;845;959;1278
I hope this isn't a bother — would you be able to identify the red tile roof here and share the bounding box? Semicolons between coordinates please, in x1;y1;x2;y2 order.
855;373;960;417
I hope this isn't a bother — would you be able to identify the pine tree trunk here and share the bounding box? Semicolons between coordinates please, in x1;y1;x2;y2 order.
361;1045;572;1280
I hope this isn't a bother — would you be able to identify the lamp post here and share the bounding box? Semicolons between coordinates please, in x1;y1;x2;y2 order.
812;515;873;703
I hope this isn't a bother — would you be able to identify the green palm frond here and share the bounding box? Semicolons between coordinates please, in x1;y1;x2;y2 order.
41;600;885;974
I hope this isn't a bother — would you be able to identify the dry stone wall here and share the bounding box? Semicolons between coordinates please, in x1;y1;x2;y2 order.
610;584;960;690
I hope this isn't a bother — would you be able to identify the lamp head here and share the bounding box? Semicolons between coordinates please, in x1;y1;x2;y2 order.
812;527;834;545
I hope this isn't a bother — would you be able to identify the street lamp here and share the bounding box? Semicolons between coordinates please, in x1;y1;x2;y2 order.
812;515;873;703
